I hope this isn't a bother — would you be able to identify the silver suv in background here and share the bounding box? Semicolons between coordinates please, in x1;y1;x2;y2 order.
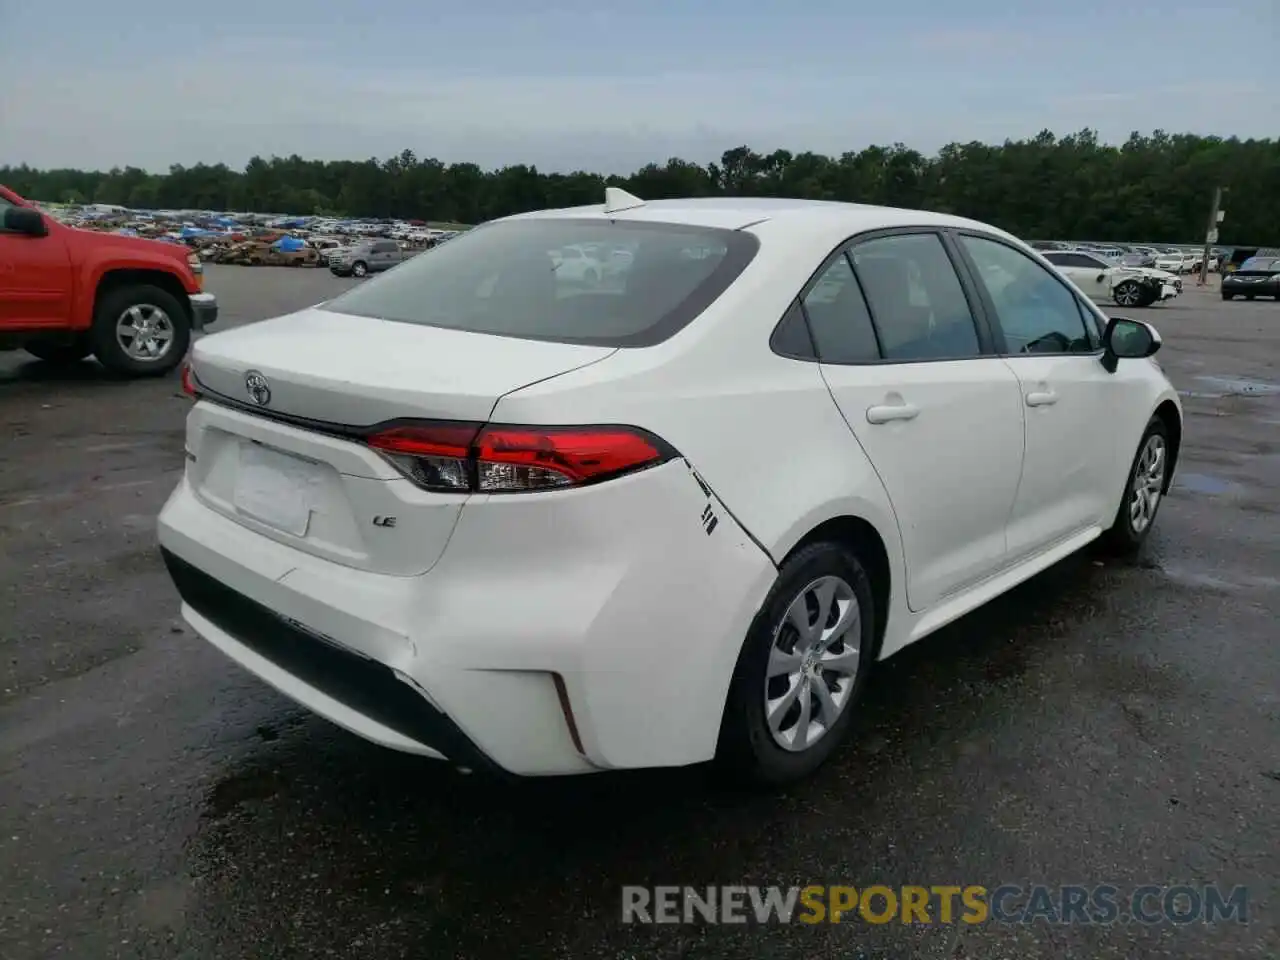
330;239;403;278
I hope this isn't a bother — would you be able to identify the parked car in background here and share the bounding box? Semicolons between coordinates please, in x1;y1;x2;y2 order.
1042;250;1180;307
1222;247;1280;274
0;184;217;376
549;244;605;285
161;191;1182;785
1221;256;1280;300
329;239;404;277
1154;252;1190;274
1122;252;1157;269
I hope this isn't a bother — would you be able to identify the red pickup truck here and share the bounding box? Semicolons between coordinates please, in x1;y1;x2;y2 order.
0;185;217;377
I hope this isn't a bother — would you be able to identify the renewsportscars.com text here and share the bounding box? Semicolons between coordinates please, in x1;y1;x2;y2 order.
621;884;1249;926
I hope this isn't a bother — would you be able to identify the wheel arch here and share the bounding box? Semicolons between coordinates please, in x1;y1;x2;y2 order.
94;269;193;326
782;514;893;660
1152;398;1182;493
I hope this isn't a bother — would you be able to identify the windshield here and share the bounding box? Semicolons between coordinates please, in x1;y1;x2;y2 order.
1239;257;1279;272
319;218;759;347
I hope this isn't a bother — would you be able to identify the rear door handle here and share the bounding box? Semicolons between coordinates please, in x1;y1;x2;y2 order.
1026;391;1058;407
866;403;920;424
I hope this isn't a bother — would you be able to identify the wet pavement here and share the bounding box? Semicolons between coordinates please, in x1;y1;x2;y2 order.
1;269;1278;959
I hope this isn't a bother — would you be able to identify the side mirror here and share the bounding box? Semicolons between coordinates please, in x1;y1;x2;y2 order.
2;206;49;237
1101;316;1161;373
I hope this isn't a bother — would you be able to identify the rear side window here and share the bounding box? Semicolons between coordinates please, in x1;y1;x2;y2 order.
850;233;982;361
321;218;759;347
801;254;880;363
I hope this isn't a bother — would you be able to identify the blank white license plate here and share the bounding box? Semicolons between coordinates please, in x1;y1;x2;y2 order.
233;442;314;536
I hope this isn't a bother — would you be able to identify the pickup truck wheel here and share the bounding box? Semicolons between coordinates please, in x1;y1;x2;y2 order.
90;284;191;377
351;261;368;277
24;335;92;365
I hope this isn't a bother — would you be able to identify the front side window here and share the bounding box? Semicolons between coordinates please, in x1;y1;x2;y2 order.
959;234;1094;355
321;218;759;347
850;233;982;361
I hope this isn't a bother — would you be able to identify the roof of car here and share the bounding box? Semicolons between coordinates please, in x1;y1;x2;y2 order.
497;196;1005;237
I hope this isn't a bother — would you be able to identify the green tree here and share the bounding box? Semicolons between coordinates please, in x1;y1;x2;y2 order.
3;131;1275;243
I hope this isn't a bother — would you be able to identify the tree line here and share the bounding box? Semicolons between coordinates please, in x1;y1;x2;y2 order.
4;130;1277;244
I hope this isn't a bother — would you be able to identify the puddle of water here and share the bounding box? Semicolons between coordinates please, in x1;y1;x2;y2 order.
1175;473;1242;496
1192;375;1280;398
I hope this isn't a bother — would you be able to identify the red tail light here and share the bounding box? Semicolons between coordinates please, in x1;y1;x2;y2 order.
180;362;201;398
365;420;678;493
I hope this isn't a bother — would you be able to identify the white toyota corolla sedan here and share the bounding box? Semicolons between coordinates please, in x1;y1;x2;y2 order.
159;190;1182;784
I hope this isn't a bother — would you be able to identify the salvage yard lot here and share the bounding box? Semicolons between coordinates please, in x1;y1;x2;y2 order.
1;267;1278;959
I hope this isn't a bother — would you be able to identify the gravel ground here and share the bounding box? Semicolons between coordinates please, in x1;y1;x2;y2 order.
1;266;1277;960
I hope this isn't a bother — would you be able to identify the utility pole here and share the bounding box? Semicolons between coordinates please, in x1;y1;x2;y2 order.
1200;186;1224;285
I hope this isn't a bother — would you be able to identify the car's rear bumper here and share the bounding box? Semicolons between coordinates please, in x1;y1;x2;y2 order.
189;292;218;330
156;459;776;776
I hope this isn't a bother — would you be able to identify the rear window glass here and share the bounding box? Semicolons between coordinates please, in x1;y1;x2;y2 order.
1240;257;1279;271
319;218;760;347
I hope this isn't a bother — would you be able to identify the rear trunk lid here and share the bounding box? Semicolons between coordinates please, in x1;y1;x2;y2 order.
185;307;616;575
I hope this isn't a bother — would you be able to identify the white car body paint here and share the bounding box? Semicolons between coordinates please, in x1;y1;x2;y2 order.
158;197;1182;776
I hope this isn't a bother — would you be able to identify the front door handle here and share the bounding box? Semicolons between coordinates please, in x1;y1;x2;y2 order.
1026;390;1058;407
866;402;920;424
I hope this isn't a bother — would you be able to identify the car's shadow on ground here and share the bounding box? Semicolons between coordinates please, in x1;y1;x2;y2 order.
179;544;1158;954
0;357;156;392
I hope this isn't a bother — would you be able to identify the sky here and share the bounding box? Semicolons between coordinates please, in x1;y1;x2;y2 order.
1;0;1276;175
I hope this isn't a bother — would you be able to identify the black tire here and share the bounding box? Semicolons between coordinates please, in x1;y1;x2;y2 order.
1100;415;1171;556
351;261;368;278
716;541;877;786
24;335;92;364
89;283;191;377
1222;292;1234;300
1136;287;1158;308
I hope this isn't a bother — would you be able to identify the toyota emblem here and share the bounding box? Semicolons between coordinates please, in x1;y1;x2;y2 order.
244;370;271;406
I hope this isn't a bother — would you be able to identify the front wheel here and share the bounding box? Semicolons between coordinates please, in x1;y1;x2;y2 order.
89;284;191;377
1100;416;1171;556
351;261;368;278
1113;280;1143;308
716;541;876;785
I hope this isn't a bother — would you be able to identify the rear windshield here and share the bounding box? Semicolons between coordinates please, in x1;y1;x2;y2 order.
319;218;759;347
1239;257;1279;272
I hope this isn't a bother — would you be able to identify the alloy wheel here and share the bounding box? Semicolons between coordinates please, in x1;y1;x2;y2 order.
1129;434;1167;534
115;304;175;362
764;575;862;752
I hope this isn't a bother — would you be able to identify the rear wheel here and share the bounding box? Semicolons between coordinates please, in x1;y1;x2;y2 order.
716;541;876;785
1101;416;1171;556
24;335;92;365
90;283;191;377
